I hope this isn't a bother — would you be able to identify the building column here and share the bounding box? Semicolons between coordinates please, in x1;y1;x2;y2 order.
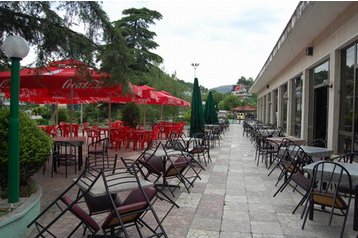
265;94;270;124
301;69;310;140
277;87;283;128
327;50;340;151
270;91;275;125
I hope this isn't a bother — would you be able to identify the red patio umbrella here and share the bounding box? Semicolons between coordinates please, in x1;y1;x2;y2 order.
0;59;190;125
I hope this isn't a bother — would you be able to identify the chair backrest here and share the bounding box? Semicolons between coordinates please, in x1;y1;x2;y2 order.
291;146;313;173
85;154;118;173
164;132;186;151
100;165;156;235
135;142;164;175
53;141;77;157
309;161;352;209
163;156;190;178
88;137;109;155
337;152;355;163
308;139;327;148
275;138;298;162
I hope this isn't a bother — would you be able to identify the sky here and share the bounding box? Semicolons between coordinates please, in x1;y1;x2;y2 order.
102;0;299;89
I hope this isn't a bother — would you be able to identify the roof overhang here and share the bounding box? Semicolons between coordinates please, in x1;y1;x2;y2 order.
250;1;352;94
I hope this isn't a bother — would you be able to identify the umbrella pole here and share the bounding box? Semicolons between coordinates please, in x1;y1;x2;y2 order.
108;102;112;127
80;104;83;124
56;105;58;125
160;105;163;121
70;88;73;137
143;105;146;127
108;102;112;142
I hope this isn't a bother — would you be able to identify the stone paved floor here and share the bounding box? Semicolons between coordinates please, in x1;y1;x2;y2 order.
30;124;358;237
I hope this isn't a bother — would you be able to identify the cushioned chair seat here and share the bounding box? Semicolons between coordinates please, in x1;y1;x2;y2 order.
61;196;100;233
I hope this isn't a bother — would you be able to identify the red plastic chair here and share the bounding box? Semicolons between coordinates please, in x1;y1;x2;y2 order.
125;129;140;151
59;122;70;137
71;123;79;137
110;128;126;151
85;126;101;144
81;122;90;137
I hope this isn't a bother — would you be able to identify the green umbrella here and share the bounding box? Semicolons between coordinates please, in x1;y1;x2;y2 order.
204;91;218;124
190;78;204;136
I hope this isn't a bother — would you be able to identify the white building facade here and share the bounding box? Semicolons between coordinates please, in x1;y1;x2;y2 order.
250;1;358;153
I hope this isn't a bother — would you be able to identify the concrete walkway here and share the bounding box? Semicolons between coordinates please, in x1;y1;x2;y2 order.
31;124;357;237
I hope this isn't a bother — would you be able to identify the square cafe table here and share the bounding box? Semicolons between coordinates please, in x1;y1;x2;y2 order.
285;145;334;161
267;136;306;146
304;162;358;231
53;136;85;170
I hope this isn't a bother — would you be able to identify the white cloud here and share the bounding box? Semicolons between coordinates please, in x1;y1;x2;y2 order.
23;0;299;90
103;0;299;89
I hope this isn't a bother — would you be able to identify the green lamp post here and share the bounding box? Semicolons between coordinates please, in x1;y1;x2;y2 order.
2;35;29;203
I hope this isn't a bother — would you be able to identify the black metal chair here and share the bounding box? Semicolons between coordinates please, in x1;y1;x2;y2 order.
267;138;297;177
272;146;314;214
301;161;352;238
52;141;77;178
188;132;211;166
28;169;102;237
82;154;122;217
100;162;178;237
307;139;327;148
87;137;109;161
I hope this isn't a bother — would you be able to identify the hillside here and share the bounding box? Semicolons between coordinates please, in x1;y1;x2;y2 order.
210;85;233;94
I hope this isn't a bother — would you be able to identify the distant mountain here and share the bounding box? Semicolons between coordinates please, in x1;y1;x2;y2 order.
210;85;233;94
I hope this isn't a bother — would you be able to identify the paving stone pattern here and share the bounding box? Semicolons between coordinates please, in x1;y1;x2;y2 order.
30;124;357;237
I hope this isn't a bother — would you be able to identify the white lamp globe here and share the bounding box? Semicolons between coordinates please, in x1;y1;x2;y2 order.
2;35;30;59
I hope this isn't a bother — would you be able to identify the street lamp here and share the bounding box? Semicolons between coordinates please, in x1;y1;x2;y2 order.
2;35;29;203
191;63;199;78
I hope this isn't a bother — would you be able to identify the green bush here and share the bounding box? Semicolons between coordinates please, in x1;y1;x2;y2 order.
0;109;52;195
58;108;69;122
35;118;49;125
122;103;140;128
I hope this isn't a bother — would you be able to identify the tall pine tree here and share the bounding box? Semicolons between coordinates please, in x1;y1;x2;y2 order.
0;1;131;84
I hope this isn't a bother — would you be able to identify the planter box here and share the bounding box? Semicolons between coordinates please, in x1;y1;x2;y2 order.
0;181;42;238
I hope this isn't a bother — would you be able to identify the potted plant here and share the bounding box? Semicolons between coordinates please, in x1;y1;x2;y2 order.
0;108;52;237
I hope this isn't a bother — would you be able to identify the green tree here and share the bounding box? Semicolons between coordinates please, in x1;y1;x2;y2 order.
114;7;163;77
0;1;131;84
122;102;140;128
218;94;242;110
236;76;254;87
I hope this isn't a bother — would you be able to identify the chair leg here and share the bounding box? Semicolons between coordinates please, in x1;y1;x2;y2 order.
292;192;309;214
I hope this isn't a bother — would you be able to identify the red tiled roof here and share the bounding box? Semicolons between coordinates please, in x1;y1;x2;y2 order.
232;106;256;111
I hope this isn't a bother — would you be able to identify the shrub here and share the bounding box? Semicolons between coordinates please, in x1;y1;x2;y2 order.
35;118;49;125
122;103;140;128
0;109;52;196
57;108;69;122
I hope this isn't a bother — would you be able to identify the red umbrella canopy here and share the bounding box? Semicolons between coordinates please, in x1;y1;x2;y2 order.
0;59;124;100
0;59;190;106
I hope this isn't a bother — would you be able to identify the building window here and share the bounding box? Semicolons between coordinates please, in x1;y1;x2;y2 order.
339;42;358;153
313;61;329;86
281;83;288;132
292;76;302;137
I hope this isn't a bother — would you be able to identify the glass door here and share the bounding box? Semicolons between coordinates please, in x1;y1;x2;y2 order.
339;42;358;153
